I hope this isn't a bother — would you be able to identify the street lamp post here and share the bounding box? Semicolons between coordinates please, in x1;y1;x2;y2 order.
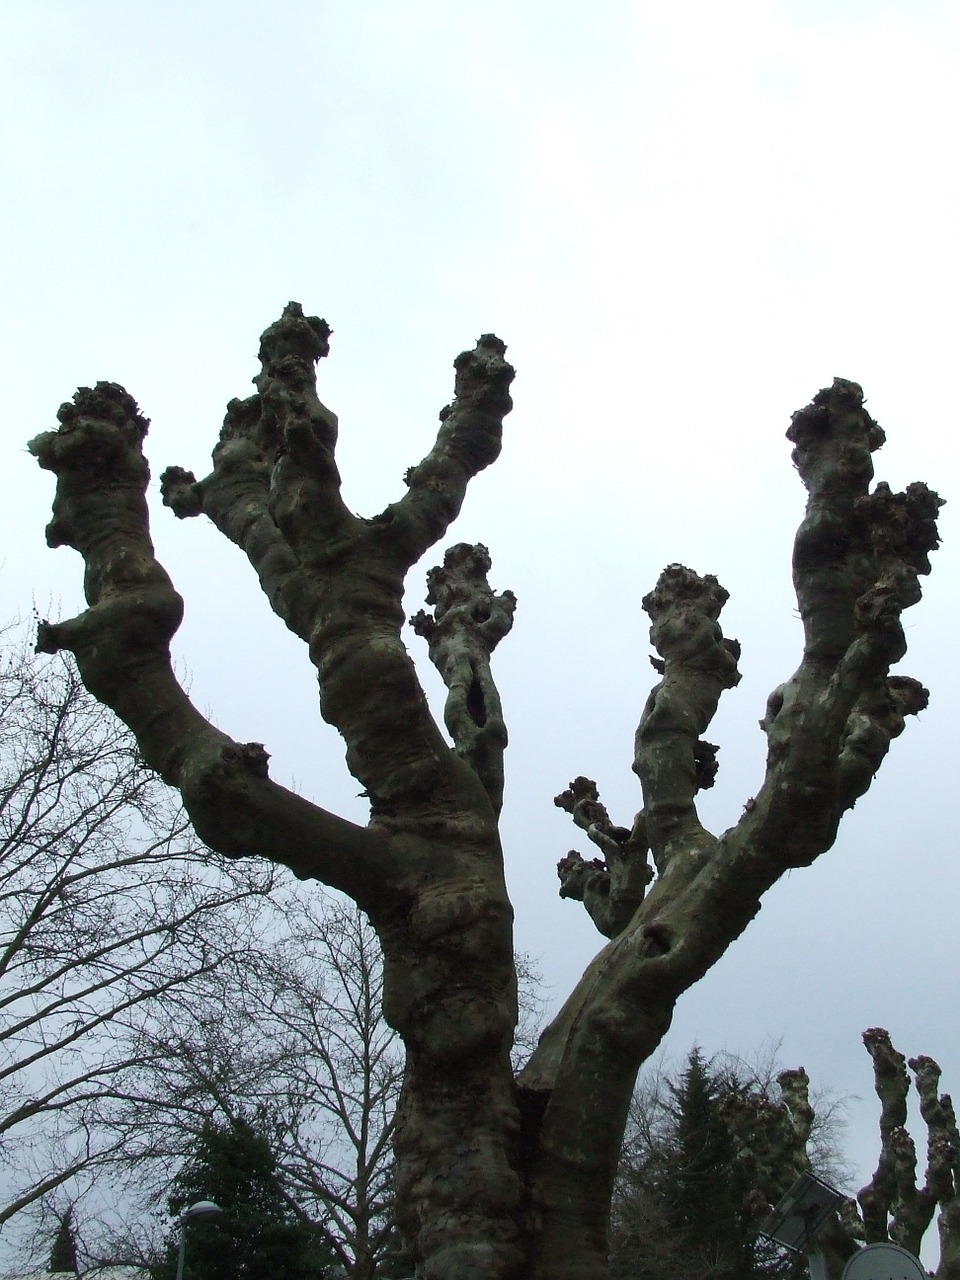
174;1200;223;1280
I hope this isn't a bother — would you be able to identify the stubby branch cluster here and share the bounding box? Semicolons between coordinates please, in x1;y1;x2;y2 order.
752;381;943;861
857;1028;960;1262
410;542;516;815
554;778;651;938
28;305;519;888
556;562;741;934
778;1030;960;1274
731;1035;960;1276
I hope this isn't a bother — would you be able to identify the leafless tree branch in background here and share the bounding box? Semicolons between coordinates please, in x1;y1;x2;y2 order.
0;624;274;1239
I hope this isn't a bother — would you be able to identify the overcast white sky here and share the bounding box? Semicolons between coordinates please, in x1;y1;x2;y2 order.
3;0;959;1243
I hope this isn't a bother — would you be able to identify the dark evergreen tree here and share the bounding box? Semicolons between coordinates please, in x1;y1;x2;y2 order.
48;1208;79;1275
666;1050;757;1278
151;1118;335;1280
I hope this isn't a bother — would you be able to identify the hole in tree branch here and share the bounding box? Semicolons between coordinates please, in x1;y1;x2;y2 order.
466;675;487;728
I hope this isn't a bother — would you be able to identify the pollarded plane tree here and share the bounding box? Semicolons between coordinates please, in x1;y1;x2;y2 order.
29;303;941;1280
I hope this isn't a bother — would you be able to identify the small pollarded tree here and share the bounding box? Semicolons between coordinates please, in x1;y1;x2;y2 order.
29;304;942;1279
852;1029;960;1278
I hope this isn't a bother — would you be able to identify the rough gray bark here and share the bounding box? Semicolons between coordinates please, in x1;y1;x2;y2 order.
31;307;941;1279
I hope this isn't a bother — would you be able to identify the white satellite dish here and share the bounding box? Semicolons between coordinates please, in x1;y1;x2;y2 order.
841;1241;926;1280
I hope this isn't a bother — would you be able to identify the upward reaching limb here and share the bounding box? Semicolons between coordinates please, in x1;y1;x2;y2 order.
857;1030;960;1262
411;542;516;816
160;305;516;825
31;306;519;840
522;380;941;1279
28;382;387;902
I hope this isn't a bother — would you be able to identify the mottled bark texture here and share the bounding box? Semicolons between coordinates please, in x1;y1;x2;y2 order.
410;541;515;815
32;306;940;1280
520;379;940;1276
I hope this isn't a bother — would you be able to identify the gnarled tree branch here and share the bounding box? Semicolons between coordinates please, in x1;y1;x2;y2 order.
28;381;387;902
411;542;515;815
524;381;940;1278
165;306;517;830
387;334;514;565
554;777;651;938
858;1029;960;1264
634;563;741;876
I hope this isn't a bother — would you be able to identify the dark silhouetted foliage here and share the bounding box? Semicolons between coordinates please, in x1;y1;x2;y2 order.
151;1119;335;1280
47;1209;79;1275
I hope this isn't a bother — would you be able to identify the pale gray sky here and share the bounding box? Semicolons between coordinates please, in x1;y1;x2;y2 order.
3;0;958;1244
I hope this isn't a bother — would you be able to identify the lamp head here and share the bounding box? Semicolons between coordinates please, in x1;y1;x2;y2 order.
179;1200;223;1224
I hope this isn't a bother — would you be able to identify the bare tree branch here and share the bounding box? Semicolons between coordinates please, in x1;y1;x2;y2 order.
28;384;388;899
522;381;941;1274
554;777;652;938
0;629;275;1231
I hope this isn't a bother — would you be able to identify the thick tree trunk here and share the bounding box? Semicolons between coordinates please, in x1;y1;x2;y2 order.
372;855;527;1279
30;309;941;1279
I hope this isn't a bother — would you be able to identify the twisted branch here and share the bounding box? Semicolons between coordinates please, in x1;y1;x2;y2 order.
634;564;741;875
744;381;943;868
529;383;941;1273
858;1029;936;1256
554;778;651;938
37;307;518;843
28;382;386;900
410;543;515;815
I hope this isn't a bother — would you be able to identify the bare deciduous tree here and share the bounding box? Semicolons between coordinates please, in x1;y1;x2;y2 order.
0;624;273;1235
129;897;403;1280
29;304;942;1278
265;898;401;1279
